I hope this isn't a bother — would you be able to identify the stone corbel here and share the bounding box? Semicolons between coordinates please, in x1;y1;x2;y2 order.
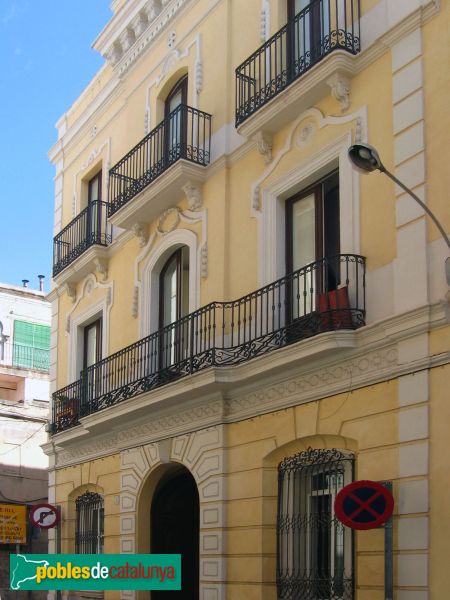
133;222;148;248
133;10;149;37
253;131;273;164
182;181;203;211
146;0;163;21
94;258;108;282
120;27;136;52
65;283;77;304
106;41;123;66
327;72;351;113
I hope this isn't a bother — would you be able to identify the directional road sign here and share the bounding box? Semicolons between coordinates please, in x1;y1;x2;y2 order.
334;480;394;530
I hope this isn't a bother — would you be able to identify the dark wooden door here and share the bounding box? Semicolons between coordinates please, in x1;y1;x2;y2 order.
151;470;199;599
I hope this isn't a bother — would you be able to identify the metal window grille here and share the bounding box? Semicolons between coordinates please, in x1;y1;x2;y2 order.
277;448;355;600
75;492;104;554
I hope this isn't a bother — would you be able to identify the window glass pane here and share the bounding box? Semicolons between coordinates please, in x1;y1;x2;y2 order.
88;172;101;203
162;255;178;327
168;89;183;113
85;327;97;367
292;193;315;271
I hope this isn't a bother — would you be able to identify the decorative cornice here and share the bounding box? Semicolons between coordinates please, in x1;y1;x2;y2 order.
94;0;196;78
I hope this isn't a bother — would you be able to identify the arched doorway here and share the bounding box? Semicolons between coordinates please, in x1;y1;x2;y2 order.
151;466;199;599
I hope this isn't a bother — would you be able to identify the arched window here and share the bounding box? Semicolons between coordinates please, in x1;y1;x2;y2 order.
277;447;354;599
75;491;104;554
164;75;188;164
159;246;190;367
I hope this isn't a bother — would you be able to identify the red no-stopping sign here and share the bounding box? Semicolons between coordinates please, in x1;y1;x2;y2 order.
334;480;394;530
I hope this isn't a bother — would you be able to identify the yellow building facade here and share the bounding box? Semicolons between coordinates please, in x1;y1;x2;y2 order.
45;1;450;599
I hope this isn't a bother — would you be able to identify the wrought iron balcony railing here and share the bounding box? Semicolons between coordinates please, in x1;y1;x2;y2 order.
235;0;361;126
0;341;50;372
53;200;112;276
52;254;365;433
108;104;212;216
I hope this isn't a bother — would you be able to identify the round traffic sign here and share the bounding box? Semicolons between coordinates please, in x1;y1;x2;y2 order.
29;503;60;529
334;480;394;530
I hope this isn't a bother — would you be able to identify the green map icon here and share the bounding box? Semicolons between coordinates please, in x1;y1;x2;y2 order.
10;555;49;590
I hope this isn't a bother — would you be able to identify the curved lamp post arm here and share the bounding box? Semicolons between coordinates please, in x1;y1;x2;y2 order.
381;166;450;250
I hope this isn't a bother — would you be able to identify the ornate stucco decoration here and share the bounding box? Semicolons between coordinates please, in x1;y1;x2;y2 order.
94;258;108;282
355;117;364;144
148;0;164;19
120;27;136;52
132;286;139;319
156;207;181;235
250;106;368;212
182;181;202;210
167;30;176;49
133;222;148;248
296;122;316;148
200;242;208;278
260;0;270;42
253;131;273;164
65;283;77;304
327;72;351;113
132;10;149;37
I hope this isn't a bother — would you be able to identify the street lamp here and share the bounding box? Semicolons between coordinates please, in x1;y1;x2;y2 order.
348;142;450;285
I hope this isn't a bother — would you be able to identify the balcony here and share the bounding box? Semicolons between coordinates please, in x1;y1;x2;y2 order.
0;340;50;372
52;254;365;433
235;0;360;134
108;104;212;229
53;200;112;280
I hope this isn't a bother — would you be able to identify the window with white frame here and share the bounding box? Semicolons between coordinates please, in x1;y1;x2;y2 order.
75;491;104;554
277;447;354;600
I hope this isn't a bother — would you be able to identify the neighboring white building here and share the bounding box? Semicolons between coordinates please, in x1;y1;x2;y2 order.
0;279;51;598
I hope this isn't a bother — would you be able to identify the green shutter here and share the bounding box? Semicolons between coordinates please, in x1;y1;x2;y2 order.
13;320;50;370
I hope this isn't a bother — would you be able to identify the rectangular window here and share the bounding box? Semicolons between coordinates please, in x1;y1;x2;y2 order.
285;171;343;331
13;320;50;370
286;170;340;276
277;448;354;600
